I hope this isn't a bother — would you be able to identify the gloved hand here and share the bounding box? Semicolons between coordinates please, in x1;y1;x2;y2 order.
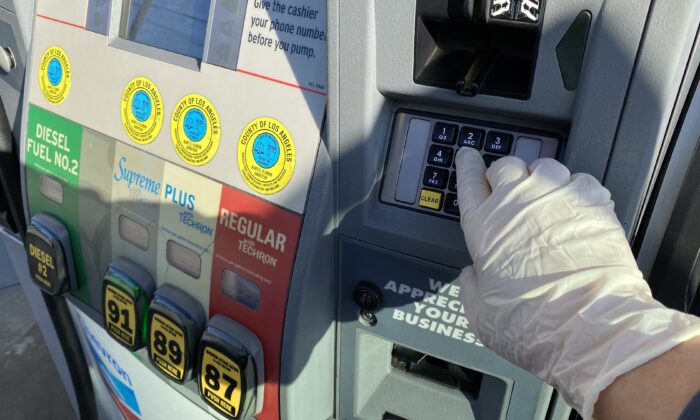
454;148;700;419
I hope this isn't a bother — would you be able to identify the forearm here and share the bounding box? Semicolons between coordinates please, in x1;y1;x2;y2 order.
594;336;700;420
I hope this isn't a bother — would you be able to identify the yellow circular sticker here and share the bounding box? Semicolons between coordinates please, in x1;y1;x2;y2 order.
120;77;164;145
171;94;220;166
238;117;296;195
39;46;71;105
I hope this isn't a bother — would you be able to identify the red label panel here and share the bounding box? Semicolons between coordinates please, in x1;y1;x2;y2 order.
210;185;302;420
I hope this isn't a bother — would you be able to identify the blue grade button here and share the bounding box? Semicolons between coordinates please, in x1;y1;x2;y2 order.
47;58;63;86
252;132;280;169
131;90;152;122
183;109;207;142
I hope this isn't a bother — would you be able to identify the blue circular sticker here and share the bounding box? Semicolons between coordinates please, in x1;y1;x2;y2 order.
131;90;152;122
47;58;63;86
183;109;206;142
252;133;280;169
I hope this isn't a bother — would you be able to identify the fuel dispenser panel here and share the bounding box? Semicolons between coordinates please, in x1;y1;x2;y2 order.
22;0;330;418
339;239;551;420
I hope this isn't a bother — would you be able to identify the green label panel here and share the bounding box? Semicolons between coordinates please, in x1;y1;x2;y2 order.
25;105;89;303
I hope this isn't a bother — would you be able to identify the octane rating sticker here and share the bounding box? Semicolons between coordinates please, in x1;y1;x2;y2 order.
237;117;295;194
171;94;220;166
121;77;163;144
39;46;72;105
200;346;242;418
149;313;186;381
104;283;137;348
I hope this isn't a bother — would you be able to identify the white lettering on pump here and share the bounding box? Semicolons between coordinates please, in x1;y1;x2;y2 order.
383;279;483;347
219;208;286;252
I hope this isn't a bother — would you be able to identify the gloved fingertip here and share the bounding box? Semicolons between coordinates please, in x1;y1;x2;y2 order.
456;147;486;171
455;148;491;229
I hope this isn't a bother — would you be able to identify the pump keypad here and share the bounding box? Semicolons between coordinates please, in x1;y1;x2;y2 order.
381;111;561;220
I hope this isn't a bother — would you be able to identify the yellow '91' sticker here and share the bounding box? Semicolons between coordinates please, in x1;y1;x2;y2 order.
120;77;164;144
104;284;137;347
149;313;186;381
237;117;295;194
39;46;72;105
200;346;242;418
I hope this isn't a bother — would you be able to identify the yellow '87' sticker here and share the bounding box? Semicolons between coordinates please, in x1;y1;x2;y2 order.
200;346;242;418
104;284;136;347
149;313;186;381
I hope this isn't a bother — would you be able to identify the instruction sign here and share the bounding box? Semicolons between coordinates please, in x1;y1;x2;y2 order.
237;0;327;93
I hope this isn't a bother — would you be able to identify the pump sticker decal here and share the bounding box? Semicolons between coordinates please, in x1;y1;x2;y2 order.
199;345;243;418
171;94;221;166
104;283;138;348
120;77;164;145
149;312;187;381
39;46;72;105
237;117;296;194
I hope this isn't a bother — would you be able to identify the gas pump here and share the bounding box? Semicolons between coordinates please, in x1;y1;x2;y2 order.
3;0;700;419
19;0;332;418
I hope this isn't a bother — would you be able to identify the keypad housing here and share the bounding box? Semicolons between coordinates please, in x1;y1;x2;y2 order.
381;111;562;220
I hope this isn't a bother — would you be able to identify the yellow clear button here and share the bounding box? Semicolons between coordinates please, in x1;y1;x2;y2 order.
418;189;443;210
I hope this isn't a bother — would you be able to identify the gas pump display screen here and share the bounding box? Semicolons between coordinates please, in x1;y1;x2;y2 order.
124;0;212;59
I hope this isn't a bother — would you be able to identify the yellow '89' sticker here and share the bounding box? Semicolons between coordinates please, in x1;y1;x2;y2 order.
149;313;186;381
200;346;242;418
120;77;164;145
237;117;296;195
171;94;220;166
39;46;71;105
104;284;136;347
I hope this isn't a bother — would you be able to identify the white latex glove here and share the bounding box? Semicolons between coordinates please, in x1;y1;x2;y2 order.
454;148;700;419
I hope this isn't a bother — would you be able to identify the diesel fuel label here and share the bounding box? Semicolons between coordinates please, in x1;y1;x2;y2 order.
104;284;137;347
171;94;221;166
39;46;72;105
200;346;243;418
121;77;164;145
149;313;187;381
26;236;59;292
238;117;296;194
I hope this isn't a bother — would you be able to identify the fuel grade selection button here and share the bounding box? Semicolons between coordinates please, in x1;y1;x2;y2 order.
198;315;264;420
25;213;77;295
147;284;206;383
102;257;155;351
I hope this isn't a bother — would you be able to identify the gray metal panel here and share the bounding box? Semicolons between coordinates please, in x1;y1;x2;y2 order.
86;0;110;35
603;1;700;236
279;138;335;420
372;0;614;126
337;239;553;420
562;0;651;180
1;228;79;418
636;63;700;277
203;0;249;69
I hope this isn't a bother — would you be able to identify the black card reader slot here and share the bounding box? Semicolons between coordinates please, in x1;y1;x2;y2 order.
414;1;541;99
